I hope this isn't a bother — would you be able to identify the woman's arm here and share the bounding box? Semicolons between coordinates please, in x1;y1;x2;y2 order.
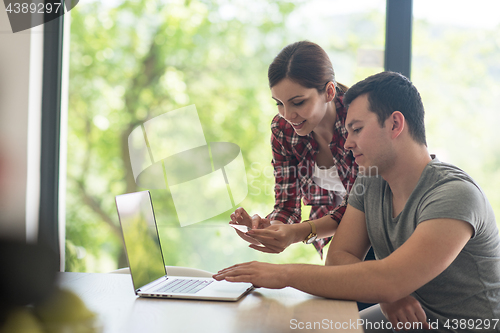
265;115;304;224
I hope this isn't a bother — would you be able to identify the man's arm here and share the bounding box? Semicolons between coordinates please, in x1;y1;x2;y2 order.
288;217;473;302
214;217;473;304
325;204;371;266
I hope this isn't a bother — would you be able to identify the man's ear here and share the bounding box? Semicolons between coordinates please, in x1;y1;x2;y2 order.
389;111;405;139
325;82;336;102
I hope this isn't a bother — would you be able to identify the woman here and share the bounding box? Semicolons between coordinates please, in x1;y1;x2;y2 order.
231;41;357;259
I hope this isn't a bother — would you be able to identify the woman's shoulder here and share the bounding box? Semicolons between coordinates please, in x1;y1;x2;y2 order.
271;114;287;128
271;114;295;138
334;88;347;122
270;114;311;155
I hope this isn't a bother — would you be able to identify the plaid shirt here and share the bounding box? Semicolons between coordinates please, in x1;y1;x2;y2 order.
266;89;358;257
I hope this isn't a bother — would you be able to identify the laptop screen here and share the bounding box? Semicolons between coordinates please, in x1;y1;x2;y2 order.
115;191;166;291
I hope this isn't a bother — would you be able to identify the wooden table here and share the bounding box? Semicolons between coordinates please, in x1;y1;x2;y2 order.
58;272;363;333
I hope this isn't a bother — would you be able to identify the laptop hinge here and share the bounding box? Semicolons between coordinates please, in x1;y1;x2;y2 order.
137;276;168;293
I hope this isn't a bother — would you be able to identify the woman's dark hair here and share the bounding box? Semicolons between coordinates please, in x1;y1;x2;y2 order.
268;41;348;93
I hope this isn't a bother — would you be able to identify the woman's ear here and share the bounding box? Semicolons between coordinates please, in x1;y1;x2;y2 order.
325;82;336;102
390;111;405;139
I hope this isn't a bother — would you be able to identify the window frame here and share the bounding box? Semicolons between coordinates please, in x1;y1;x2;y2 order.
39;14;64;268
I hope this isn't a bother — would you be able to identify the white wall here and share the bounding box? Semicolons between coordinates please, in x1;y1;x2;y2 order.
0;8;43;241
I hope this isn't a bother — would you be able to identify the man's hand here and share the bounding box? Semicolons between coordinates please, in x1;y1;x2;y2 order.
213;261;288;289
380;295;430;331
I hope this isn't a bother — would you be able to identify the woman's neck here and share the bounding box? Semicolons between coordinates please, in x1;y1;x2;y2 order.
313;100;337;141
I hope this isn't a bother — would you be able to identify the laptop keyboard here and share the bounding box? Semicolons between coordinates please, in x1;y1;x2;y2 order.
157;279;213;294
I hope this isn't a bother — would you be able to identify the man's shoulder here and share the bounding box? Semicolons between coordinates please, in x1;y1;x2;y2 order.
423;159;482;194
415;159;495;236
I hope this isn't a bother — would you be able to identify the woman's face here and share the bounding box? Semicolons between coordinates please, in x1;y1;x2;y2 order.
271;78;331;136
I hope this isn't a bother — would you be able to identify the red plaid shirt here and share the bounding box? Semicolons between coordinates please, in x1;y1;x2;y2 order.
266;89;358;257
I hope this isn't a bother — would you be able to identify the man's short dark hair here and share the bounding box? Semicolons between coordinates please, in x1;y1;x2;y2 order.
344;71;427;146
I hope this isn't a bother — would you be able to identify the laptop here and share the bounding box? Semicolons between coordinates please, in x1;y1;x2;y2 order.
115;190;253;301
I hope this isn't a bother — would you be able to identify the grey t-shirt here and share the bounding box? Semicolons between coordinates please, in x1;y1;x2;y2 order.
349;158;500;332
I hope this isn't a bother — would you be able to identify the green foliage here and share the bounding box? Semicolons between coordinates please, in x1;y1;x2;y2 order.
66;0;317;272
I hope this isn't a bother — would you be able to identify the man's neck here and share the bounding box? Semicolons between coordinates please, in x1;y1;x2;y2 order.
382;144;432;204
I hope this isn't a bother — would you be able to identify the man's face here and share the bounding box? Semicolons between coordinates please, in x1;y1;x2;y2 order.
344;94;394;175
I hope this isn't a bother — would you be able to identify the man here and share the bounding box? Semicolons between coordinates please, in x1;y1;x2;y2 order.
214;72;500;332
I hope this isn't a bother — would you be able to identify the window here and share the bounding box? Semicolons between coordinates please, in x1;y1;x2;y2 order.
65;0;386;272
412;0;500;229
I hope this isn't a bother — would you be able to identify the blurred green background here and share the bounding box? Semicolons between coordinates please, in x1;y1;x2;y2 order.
65;0;500;273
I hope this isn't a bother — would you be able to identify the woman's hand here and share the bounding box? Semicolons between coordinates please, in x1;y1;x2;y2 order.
229;208;313;253
230;207;270;229
230;207;271;246
380;295;430;331
244;223;307;253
